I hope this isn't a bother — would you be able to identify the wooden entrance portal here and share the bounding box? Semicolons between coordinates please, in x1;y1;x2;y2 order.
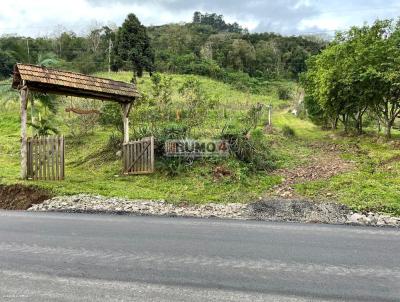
12;64;140;180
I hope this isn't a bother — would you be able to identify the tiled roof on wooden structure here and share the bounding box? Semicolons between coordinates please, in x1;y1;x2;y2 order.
12;64;139;103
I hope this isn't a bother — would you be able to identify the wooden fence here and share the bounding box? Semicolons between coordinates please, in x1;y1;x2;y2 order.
27;136;65;180
122;136;154;175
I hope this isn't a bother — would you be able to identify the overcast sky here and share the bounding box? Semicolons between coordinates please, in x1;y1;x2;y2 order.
1;0;399;37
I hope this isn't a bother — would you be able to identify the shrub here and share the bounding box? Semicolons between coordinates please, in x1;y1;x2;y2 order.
223;72;261;94
151;73;173;117
157;157;192;177
221;128;276;172
304;95;327;126
277;86;291;100
242;103;264;130
156;123;188;156
99;102;123;133
282;125;296;137
179;78;208;131
28;118;59;136
105;132;122;153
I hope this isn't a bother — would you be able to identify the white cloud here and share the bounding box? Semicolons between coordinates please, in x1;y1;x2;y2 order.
0;0;399;37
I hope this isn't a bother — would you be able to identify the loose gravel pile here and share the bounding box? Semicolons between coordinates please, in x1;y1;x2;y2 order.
28;194;400;227
28;194;247;219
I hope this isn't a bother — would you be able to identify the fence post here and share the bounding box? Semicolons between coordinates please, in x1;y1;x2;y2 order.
20;82;28;179
268;103;272;126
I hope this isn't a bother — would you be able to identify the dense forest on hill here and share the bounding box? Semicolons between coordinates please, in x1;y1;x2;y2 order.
0;12;325;83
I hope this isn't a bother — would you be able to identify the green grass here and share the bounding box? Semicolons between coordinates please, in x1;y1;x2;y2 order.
0;74;282;204
1;73;400;214
295;135;400;215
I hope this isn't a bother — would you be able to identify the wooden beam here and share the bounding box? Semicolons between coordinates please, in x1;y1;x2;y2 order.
121;102;133;144
25;82;136;104
20;81;28;179
30;94;35;125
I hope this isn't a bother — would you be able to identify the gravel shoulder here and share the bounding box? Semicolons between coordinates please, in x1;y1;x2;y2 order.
28;194;400;228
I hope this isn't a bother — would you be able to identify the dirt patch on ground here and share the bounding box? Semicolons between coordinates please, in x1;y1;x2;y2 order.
0;184;52;210
271;142;355;199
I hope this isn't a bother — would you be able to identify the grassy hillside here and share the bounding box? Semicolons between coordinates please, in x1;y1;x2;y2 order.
0;73;289;203
1;73;400;215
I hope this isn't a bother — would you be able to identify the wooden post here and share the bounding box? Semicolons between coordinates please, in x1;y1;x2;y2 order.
20;81;28;179
150;136;154;173
268;103;272;126
121;102;133;144
30;95;35;125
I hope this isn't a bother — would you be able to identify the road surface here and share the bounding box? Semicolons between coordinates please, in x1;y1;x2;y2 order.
0;211;399;301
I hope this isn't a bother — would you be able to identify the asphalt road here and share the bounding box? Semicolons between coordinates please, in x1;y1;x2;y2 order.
0;211;399;301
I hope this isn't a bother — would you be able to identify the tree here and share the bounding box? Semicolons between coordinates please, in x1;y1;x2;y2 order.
302;19;400;137
114;13;155;80
0;50;17;79
226;39;256;72
254;41;281;78
193;11;202;24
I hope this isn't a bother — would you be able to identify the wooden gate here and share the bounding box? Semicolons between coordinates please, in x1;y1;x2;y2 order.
27;136;65;180
123;136;154;175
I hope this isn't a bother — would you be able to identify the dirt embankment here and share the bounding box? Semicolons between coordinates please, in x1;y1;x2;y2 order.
0;184;52;210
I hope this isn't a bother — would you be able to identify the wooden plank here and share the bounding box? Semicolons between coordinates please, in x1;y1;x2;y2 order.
132;142;136;173
144;140;148;173
26;139;31;178
20;84;28;179
122;144;125;173
30;138;34;180
60;136;65;180
126;144;129;173
32;138;37;180
138;141;141;172
51;136;54;180
44;136;50;180
130;143;133;173
38;137;42;180
139;141;142;173
55;136;59;180
44;137;47;180
150;136;154;172
49;136;52;180
34;137;38;180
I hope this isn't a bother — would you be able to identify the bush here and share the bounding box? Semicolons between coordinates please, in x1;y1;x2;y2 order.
223;72;261;94
179;78;208;131
221;128;276;172
105;132;122;153
99;103;123;133
157;157;192;177
304;95;327;126
277;86;291;100
156;123;188;156
282;125;296;137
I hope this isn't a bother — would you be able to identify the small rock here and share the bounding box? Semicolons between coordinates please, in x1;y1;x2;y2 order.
347;213;363;224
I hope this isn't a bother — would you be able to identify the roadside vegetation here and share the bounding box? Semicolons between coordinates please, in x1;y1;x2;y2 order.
1;71;400;214
0;13;399;215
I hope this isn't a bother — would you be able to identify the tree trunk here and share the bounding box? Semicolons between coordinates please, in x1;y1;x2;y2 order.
357;115;363;135
332;116;339;130
342;114;349;133
385;120;393;139
121;102;133;144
